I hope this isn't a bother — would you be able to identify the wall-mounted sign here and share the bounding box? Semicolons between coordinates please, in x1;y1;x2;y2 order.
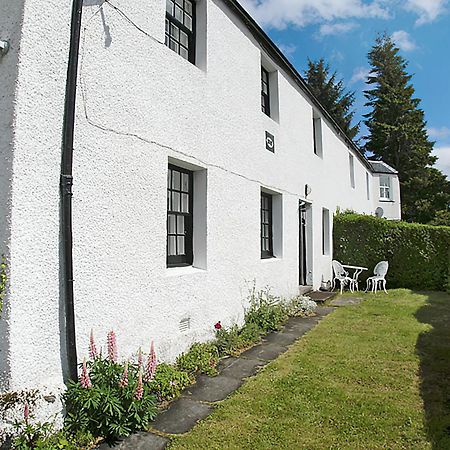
265;131;275;152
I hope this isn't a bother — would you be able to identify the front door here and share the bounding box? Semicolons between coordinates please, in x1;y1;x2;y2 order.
299;202;307;286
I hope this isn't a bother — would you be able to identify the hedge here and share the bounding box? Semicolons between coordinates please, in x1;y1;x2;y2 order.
333;214;450;292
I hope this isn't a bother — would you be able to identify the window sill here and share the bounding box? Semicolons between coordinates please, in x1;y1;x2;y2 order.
379;199;394;203
261;257;280;263
165;266;206;277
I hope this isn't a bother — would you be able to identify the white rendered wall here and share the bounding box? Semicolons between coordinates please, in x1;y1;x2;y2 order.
0;0;402;416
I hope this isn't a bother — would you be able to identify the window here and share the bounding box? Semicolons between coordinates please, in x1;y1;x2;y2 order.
322;208;330;255
261;193;273;258
349;154;355;188
366;172;370;200
165;0;195;63
167;165;193;267
261;67;270;117
313;115;323;157
379;175;391;200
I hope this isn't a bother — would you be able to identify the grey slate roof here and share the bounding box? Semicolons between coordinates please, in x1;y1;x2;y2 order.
368;161;398;174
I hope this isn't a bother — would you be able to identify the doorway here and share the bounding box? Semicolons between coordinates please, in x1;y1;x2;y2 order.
299;201;311;287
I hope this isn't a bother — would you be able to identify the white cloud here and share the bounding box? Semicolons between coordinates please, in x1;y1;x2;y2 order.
432;146;450;178
349;66;371;85
318;21;359;37
240;0;390;29
428;126;450;140
277;42;297;56
404;0;448;25
392;30;417;51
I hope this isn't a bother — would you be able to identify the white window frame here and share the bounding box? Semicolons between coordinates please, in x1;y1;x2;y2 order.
349;154;355;189
366;172;370;200
379;175;391;200
322;208;330;256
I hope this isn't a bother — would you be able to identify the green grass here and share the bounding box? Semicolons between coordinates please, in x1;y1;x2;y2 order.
169;290;450;449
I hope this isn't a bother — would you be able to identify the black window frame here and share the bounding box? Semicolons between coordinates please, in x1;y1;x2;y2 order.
167;164;194;267
261;67;271;117
260;192;273;259
313;117;318;155
165;0;196;64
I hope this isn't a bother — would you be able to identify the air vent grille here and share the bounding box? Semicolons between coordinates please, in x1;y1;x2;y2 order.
179;317;191;333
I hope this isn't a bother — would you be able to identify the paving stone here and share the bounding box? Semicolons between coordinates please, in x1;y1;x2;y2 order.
316;306;336;316
217;356;238;371
183;374;243;402
98;432;169;449
220;356;267;379
283;317;318;334
262;330;300;347
152;397;213;435
240;342;287;361
330;297;362;307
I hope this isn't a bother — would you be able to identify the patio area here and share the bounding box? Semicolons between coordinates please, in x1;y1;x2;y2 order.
168;289;450;449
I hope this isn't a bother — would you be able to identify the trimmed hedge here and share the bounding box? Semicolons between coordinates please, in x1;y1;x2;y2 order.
333;214;450;291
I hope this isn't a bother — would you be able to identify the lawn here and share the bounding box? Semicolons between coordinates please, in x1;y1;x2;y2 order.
169;289;450;449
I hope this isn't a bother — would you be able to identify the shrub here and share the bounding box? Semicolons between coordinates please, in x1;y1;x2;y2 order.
245;288;288;333
333;213;450;291
64;331;158;444
284;296;317;317
215;323;261;357
176;343;219;378
148;364;191;401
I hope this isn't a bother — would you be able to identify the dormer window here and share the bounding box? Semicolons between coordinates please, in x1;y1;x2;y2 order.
379;176;391;200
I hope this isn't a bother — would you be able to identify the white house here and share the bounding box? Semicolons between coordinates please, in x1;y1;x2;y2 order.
0;0;401;420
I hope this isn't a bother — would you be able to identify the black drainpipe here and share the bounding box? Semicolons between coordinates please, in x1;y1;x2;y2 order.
61;0;84;381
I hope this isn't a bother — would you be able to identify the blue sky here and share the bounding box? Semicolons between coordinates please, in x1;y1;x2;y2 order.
241;0;450;177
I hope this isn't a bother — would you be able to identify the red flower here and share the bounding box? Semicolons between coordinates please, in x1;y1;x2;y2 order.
214;321;222;330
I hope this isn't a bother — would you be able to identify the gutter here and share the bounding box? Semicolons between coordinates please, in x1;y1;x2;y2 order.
61;0;84;381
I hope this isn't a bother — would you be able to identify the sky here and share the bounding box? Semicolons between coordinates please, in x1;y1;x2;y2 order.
240;0;450;178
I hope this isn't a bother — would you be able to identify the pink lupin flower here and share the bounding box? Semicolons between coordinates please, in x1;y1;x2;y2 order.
107;330;117;362
137;347;143;370
89;329;98;360
119;362;129;388
24;401;29;424
135;370;143;400
79;358;92;389
144;341;157;383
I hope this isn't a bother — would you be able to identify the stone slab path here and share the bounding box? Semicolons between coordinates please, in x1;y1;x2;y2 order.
101;306;335;449
330;296;363;307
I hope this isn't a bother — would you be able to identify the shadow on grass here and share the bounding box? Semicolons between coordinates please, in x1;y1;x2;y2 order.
415;291;450;449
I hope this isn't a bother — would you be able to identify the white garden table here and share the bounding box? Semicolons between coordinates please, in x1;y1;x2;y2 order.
341;265;368;292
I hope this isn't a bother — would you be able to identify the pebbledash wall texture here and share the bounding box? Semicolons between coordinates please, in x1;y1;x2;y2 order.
0;0;400;421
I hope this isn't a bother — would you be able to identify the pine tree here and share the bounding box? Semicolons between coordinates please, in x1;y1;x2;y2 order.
304;58;359;140
364;35;450;223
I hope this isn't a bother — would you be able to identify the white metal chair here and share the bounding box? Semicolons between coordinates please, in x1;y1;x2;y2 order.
332;260;354;294
365;261;389;294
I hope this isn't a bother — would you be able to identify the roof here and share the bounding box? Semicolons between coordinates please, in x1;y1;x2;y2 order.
368;161;398;174
223;0;374;171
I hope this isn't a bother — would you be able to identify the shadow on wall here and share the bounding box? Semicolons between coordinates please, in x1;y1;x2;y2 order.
415;292;450;449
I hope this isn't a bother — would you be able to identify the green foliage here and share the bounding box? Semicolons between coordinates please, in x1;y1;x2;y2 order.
176;343;219;378
333;213;450;291
214;323;261;357
304;58;359;140
429;209;450;227
364;34;450;223
0;255;6;316
12;419;93;450
148;363;191;401
64;358;157;444
244;288;288;334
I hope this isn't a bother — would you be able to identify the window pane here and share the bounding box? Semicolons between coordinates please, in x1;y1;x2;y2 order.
167;190;171;209
184;14;192;31
180;30;189;48
166;0;174;14
165;18;169;33
169;38;179;53
168;236;176;256
175;0;183;6
179;46;188;60
181;193;189;213
172;170;180;189
177;236;185;255
170;23;179;40
168;214;176;233
177;215;185;234
185;0;192;14
175;5;183;21
172;192;180;212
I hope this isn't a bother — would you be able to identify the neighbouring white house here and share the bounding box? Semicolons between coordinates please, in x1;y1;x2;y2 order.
0;0;401;421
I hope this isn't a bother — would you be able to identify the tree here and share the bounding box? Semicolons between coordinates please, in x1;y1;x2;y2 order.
304;58;359;140
364;34;450;223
